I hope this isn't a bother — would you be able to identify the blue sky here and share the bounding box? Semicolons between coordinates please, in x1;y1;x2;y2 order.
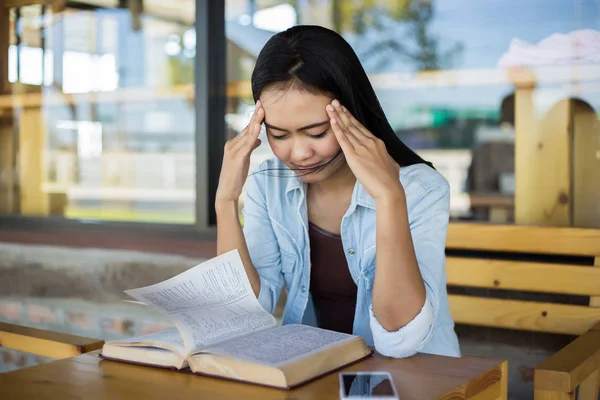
364;0;600;113
431;0;599;69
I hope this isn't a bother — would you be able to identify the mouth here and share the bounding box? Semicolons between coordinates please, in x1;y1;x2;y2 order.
294;163;323;171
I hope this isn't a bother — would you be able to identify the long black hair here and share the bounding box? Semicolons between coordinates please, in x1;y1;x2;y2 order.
251;25;432;168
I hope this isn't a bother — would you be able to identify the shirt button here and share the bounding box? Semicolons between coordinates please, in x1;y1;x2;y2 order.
301;286;307;292
348;248;355;256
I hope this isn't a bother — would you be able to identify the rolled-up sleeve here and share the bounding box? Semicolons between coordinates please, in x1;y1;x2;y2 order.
242;173;285;314
369;181;450;358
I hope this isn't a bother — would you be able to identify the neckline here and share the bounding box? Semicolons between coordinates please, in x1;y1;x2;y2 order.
308;221;341;239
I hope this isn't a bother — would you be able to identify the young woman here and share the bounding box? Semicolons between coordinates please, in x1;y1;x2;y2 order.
215;25;460;358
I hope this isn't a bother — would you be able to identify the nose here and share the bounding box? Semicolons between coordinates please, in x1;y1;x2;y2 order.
290;136;314;163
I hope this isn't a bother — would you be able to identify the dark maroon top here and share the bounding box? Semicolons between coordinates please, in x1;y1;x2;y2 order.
308;222;358;334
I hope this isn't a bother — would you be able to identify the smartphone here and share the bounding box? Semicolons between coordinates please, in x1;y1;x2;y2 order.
339;371;399;399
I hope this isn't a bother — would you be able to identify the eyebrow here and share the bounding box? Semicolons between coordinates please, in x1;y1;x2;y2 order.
264;120;330;132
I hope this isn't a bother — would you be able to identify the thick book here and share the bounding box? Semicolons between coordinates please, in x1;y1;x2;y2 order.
100;250;372;389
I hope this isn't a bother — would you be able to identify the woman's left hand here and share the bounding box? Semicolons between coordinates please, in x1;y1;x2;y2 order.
326;99;404;201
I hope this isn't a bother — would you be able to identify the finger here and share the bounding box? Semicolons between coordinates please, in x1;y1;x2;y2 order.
331;99;352;130
329;117;354;153
342;106;376;139
251;137;262;151
244;102;264;136
237;102;262;140
327;104;361;148
332;116;363;151
239;122;262;153
233;107;263;151
331;100;364;144
345;119;369;145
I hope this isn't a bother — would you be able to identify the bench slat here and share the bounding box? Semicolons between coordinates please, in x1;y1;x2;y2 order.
0;322;104;359
448;295;600;336
590;257;600;307
446;257;600;296
534;329;600;393
447;223;600;257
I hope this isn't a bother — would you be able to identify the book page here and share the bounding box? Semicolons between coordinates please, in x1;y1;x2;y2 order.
194;324;356;367
106;328;186;356
124;250;277;353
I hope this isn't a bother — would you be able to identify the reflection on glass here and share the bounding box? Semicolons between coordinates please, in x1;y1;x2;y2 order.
226;0;600;227
1;2;196;223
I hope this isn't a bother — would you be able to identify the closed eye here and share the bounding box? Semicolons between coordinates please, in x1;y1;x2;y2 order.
269;129;328;140
310;129;329;139
269;133;287;140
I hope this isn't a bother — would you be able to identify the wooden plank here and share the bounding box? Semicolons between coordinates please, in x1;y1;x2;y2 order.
465;360;508;400
226;64;600;97
3;0;51;7
18;107;48;215
500;360;508;400
3;0;67;7
578;367;599;400
0;322;104;359
591;257;600;307
0;351;507;400
0;121;15;213
572;100;600;228
0;0;8;96
466;381;501;400
446;223;600;257
515;94;571;226
0;84;195;110
51;0;65;13
448;295;600;336
446;257;600;296
535;330;600;392
534;390;575;400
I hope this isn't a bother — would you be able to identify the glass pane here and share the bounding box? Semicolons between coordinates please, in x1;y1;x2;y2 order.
226;0;600;227
0;2;196;224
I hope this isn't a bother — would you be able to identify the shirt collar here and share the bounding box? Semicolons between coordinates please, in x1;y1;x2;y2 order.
284;170;376;211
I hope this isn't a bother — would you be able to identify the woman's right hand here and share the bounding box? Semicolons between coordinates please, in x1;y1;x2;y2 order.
215;101;264;205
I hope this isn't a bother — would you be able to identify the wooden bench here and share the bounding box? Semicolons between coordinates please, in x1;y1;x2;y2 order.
0;322;104;359
446;223;600;335
534;321;600;400
445;223;600;399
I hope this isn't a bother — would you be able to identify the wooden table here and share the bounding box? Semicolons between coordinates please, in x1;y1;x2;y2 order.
0;351;507;400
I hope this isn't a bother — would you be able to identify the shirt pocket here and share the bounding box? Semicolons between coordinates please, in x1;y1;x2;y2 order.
280;250;297;275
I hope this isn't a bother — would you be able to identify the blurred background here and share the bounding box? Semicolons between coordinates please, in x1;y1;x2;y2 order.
0;1;598;398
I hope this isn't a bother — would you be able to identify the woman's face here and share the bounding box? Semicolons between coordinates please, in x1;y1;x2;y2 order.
259;87;346;183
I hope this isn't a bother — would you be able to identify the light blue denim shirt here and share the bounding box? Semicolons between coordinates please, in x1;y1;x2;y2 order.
242;157;460;358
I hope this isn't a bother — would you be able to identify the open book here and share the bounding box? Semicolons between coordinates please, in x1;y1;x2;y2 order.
100;250;372;389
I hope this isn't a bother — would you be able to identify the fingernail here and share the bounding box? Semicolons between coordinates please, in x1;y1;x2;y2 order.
256;100;261;106
332;99;340;107
326;105;334;112
342;106;347;112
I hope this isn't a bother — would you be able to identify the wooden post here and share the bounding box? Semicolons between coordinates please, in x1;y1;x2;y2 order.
0;0;9;96
0;119;15;213
572;100;600;228
577;368;599;400
534;390;575;400
500;360;508;400
515;91;571;226
0;0;15;214
18;107;49;215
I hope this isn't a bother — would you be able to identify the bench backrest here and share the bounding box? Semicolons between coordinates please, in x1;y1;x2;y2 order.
445;223;600;335
0;322;104;359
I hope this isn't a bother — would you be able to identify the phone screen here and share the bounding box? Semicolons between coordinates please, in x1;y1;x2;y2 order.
340;372;397;398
